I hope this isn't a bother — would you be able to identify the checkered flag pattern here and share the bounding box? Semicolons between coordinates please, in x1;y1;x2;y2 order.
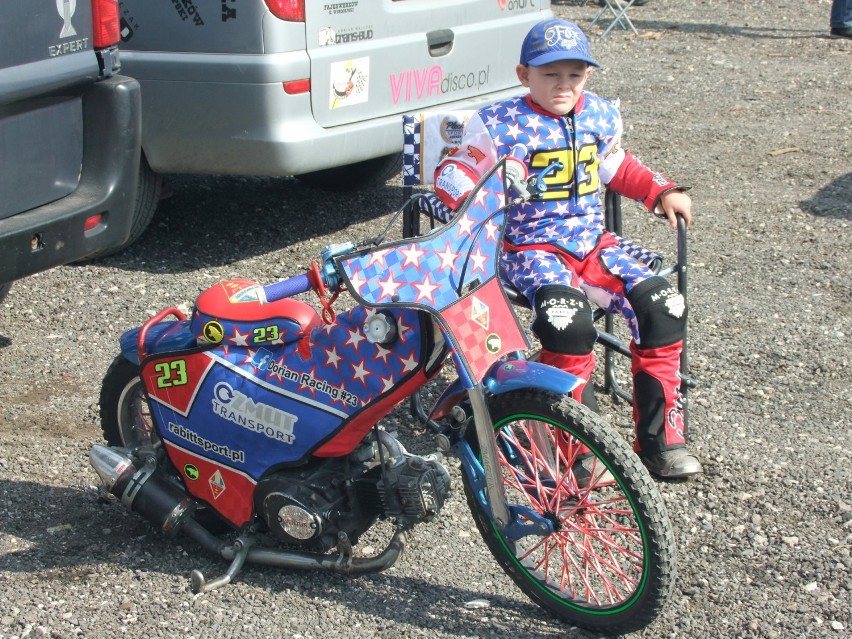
611;233;664;271
402;114;420;187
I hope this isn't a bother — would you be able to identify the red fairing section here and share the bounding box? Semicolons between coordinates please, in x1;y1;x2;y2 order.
606;151;677;211
165;442;257;527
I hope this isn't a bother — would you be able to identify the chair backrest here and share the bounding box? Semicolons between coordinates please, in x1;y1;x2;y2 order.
402;110;475;188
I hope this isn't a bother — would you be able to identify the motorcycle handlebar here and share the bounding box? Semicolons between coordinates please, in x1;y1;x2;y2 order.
263;273;312;303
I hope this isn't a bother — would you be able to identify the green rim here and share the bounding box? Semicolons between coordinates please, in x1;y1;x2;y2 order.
489;411;650;616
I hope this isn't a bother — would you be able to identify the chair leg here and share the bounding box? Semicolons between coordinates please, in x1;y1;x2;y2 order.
591;0;639;37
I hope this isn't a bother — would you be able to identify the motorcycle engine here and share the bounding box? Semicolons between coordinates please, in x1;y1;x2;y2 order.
254;431;451;551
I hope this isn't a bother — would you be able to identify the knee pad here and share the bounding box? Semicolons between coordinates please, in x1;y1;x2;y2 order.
531;285;596;355
627;277;686;349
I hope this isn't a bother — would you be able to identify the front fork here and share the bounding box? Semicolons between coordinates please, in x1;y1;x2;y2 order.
467;383;511;528
459;384;554;540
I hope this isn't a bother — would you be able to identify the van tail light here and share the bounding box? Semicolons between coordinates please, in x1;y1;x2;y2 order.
92;0;120;48
265;0;305;21
283;79;310;94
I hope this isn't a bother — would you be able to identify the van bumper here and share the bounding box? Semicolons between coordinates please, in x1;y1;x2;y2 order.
0;75;141;283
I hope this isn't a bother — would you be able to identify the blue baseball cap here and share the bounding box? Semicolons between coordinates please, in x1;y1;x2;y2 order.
519;19;600;68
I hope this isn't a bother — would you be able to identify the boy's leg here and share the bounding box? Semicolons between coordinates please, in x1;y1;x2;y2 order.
625;276;702;478
502;251;598;409
588;246;702;478
502;251;601;480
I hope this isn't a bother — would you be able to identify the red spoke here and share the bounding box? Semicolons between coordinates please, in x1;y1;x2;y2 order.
490;417;649;608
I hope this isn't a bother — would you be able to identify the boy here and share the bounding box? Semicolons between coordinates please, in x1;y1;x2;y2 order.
434;18;702;478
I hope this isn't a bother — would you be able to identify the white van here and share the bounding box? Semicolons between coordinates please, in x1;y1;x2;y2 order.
117;0;551;196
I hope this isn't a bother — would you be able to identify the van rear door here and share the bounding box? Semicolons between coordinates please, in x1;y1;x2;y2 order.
304;2;549;128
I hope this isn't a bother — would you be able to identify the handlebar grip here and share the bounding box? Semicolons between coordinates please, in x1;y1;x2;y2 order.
263;273;311;303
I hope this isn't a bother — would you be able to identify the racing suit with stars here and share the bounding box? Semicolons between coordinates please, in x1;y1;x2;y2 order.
434;91;690;456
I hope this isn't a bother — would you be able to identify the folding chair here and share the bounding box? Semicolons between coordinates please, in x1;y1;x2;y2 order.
400;111;696;425
585;0;639;38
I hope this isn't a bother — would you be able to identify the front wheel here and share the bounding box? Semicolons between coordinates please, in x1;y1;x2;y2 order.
461;390;676;634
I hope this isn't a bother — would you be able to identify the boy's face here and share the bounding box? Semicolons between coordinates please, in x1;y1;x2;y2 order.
516;59;593;116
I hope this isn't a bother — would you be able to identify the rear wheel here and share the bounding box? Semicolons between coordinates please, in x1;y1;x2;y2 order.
99;355;158;451
462;390;676;634
0;282;11;304
296;153;402;191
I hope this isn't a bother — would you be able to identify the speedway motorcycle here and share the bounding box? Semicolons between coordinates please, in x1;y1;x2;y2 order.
90;159;675;634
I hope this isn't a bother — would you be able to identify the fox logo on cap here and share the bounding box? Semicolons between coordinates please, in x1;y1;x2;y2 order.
545;24;581;50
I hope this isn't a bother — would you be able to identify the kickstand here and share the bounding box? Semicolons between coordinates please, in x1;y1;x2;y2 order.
191;536;255;594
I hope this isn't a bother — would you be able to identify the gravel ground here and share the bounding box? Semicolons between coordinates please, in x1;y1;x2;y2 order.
1;1;851;637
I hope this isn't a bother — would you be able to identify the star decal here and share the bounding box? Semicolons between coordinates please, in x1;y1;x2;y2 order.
469;248;489;274
351;359;370;384
414;273;440;303
367;249;391;268
347;269;367;295
232;328;250;347
506;123;525;141
377;273;401;299
400;244;427;268
484;219;499;242
373;343;392;364
266;357;287;384
437;242;459;272
345;327;365;349
379;374;396;394
456;214;475;238
324;345;343;371
297;366;320;398
400;352;419;373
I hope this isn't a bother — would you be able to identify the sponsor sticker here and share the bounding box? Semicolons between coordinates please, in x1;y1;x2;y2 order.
209;470;226;499
203;321;225;344
330;58;370;109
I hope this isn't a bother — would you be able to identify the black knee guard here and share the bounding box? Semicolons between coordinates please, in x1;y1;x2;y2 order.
531;285;596;355
627;276;686;350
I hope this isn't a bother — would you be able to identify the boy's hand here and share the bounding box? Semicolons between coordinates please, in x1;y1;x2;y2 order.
657;190;692;229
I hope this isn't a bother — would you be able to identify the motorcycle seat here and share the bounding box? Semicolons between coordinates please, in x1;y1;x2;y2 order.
191;278;321;347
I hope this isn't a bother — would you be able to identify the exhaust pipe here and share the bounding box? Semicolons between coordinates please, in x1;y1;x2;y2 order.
90;445;195;536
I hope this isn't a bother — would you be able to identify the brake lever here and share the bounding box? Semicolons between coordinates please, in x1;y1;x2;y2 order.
527;161;565;199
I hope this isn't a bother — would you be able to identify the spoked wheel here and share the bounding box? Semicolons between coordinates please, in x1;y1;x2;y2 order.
99;355;159;451
461;389;675;634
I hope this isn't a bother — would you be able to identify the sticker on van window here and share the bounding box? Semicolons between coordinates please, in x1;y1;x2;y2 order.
329;58;369;110
497;0;538;11
319;26;374;46
221;0;237;22
324;2;359;15
171;0;205;26
319;27;337;46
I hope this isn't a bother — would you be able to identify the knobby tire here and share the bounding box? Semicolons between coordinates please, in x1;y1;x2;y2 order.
462;389;676;634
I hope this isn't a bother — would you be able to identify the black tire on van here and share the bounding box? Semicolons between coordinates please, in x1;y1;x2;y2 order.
85;153;162;260
296;153;402;191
